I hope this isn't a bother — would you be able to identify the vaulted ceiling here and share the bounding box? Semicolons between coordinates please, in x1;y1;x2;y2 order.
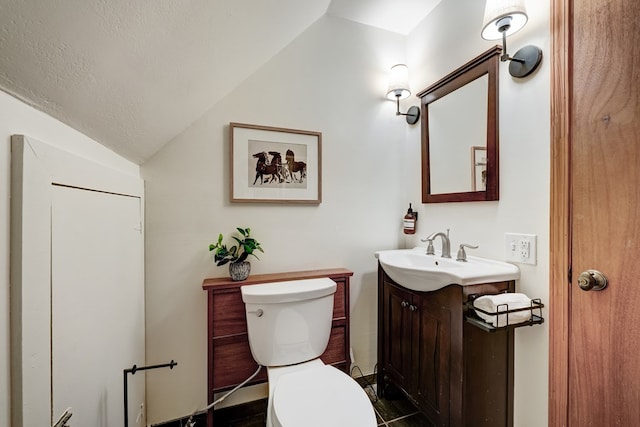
0;0;440;163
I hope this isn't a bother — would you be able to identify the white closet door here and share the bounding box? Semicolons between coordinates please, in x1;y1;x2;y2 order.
51;185;145;427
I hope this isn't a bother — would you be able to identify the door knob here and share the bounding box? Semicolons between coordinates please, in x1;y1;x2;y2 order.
577;270;608;291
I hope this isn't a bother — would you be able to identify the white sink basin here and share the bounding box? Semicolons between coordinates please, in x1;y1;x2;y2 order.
375;248;520;292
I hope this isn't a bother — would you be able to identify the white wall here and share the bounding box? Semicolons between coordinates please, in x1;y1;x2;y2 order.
142;15;408;424
405;1;550;426
144;3;551;426
0;90;140;426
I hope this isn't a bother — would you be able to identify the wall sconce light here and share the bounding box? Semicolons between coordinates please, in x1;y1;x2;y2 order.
481;0;542;78
386;64;420;125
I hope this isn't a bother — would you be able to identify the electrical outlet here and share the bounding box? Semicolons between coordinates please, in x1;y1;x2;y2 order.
520;239;530;259
504;233;537;265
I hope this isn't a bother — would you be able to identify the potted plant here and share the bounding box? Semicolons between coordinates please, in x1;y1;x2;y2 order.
209;227;264;281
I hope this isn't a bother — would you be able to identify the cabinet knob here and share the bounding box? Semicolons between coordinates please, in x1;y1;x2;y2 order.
401;300;409;308
409;304;418;312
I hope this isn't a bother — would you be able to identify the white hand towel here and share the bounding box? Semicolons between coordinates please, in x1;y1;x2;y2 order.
473;293;532;327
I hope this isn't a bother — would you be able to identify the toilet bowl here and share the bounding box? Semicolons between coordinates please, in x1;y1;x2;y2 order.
270;359;376;427
241;278;376;427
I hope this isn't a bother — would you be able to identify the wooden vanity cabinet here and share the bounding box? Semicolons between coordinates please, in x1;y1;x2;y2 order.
202;268;353;426
378;264;514;427
381;279;456;424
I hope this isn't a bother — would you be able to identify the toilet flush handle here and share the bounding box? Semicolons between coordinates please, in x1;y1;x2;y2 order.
248;308;264;317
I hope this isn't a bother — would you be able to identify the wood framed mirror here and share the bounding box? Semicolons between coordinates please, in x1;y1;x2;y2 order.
418;46;501;203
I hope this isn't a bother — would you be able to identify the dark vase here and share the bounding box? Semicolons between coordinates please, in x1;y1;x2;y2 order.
229;261;251;281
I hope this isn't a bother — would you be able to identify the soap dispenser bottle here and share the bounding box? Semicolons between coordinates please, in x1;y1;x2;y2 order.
403;203;417;235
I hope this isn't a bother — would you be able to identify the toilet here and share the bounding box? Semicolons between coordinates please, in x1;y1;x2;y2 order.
241;278;377;427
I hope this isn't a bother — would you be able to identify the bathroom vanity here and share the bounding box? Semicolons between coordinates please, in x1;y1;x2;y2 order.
202;268;353;426
377;264;516;427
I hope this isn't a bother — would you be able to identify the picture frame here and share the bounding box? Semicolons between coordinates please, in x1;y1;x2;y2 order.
230;122;322;203
471;145;487;191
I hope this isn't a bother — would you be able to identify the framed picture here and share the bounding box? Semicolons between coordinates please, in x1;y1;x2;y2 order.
230;122;322;203
471;145;487;191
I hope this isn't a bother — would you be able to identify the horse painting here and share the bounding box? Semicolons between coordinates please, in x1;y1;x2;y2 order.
252;151;284;185
285;149;307;183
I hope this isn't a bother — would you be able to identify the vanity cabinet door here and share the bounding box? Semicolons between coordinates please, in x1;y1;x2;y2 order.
381;280;414;391
379;267;458;426
380;278;456;427
413;294;452;426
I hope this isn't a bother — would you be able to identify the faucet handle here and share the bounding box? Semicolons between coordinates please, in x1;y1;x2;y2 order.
456;243;478;262
420;237;436;255
426;240;435;255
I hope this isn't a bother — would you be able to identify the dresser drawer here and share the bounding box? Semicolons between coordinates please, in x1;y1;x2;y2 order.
212;334;267;391
211;288;247;337
320;324;347;366
332;279;347;320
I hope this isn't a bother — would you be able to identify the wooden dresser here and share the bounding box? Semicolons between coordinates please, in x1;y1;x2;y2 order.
202;268;353;426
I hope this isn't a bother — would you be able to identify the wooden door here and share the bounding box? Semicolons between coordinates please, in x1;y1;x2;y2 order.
550;0;640;425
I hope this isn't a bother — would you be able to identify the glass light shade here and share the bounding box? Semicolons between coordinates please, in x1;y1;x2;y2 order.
386;64;411;100
481;0;528;40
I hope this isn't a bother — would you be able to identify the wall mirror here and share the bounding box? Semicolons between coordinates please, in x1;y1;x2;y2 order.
418;46;501;203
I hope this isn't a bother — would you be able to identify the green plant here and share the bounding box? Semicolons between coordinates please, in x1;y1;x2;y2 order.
209;227;264;266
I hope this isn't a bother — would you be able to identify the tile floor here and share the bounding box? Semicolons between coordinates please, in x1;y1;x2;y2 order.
208;375;434;427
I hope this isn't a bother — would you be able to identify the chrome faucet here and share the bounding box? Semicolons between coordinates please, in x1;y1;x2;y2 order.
421;229;451;258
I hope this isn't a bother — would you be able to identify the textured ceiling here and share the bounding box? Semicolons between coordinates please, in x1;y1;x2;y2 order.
0;0;440;163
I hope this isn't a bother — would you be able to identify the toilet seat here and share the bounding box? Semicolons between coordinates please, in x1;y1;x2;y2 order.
272;365;376;427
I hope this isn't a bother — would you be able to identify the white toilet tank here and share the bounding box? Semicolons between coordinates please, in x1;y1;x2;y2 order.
241;278;337;367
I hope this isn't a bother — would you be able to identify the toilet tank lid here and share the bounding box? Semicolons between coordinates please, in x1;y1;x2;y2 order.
241;278;337;304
